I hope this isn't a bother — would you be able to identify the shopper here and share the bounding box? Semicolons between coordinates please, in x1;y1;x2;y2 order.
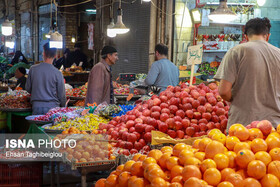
15;67;27;90
68;43;88;69
214;17;280;129
145;43;179;93
53;48;71;69
26;42;66;115
85;46;118;105
11;51;28;65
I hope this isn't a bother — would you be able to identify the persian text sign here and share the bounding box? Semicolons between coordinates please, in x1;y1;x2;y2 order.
187;44;203;65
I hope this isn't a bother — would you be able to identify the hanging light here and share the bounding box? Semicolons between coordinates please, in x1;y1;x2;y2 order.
112;0;130;34
71;35;76;43
107;19;116;38
257;0;266;6
50;30;63;48
142;0;151;2
5;37;14;49
208;0;237;23
46;29;53;39
2;19;12;36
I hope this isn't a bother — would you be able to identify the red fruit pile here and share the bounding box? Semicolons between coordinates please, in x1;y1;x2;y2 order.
99;83;230;155
246;120;274;136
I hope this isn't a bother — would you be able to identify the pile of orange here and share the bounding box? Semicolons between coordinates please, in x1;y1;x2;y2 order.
62;127;87;134
95;123;280;187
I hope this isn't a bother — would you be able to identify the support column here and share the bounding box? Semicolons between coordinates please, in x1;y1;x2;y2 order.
148;0;157;69
166;0;173;60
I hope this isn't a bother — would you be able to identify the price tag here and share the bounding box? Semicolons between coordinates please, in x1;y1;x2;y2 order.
127;94;134;101
78;61;83;67
187;44;203;86
81;108;90;116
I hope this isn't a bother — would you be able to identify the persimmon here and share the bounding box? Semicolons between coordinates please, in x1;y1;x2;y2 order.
235;149;255;168
225;136;240;151
255;151;272;166
178;150;194;165
182;165;202;181
241;178;261;187
261;174;280;187
213;153;229;170
203;168;221;186
221;168;235;181
251;138;267;153
269;147;280;161
200;159;217;173
148;149;163;161
205;140;225;159
166;156;179;170
171;165;184;179
173;143;189;157
247;160;266;179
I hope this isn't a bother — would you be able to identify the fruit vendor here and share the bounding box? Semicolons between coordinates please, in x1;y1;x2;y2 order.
145;43;179;93
85;46;118;105
26;42;66;115
214;17;280;129
15;67;27;90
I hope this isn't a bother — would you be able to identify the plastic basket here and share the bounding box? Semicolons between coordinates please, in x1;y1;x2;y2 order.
0;162;43;187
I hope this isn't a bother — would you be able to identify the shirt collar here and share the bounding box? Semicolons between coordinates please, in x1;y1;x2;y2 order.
101;59;111;72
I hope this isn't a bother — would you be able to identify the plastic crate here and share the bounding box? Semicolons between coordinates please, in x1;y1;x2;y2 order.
0;162;43;187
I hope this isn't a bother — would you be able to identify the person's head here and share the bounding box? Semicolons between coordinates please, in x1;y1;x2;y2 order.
101;46;118;65
43;43;57;62
74;43;82;51
155;43;168;60
245;17;271;42
15;67;26;79
64;48;70;58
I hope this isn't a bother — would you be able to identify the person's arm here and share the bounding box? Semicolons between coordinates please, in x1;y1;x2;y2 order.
85;65;105;105
219;79;233;102
25;68;32;93
145;62;160;85
57;72;66;107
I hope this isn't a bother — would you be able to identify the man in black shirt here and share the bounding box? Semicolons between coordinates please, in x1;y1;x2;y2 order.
15;67;27;89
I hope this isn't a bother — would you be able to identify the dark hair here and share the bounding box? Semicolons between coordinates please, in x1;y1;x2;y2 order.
245;17;271;36
74;43;82;49
11;51;28;65
43;42;57;59
17;67;26;75
64;48;70;55
155;43;168;56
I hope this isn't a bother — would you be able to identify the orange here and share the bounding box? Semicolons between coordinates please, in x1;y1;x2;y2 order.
268;161;280;179
225;136;240;151
261;174;280;187
105;174;118;187
137;155;147;161
213;153;229;170
170;182;182;187
123;160;135;172
221;168;235;181
132;154;142;161
171;165;184;179
241;178;261;187
164;170;171;182
198;138;212;152
269;147;280;161
277;124;280;133
255;151;272;166
118;171;131;187
208;129;223;138
147;168;165;182
192;139;201;149
267;132;280;139
183;157;201;167
183;177;204;187
127;176;138;187
148;149;163;161
233;142;251;153
150;177;167;187
166;156;179;170
212;133;227;145
235;149;255;169
247;160;266;179
217;181;234;187
251;138;267;153
144;164;161;180
224;173;243;187
228;124;244;136
116;164;124;175
95;178;106;187
161;146;173;154
203;168;221;186
158;153;172;169
130;161;144;177
171;176;184;185
248;128;263;141
200;159;217;173
236;169;247;179
182;165;202;181
130;177;148;187
194;152;205;162
205;140;225;159
266;136;280;151
178;150;194;165
173;143;189;157
142;157;157;169
225;151;237;168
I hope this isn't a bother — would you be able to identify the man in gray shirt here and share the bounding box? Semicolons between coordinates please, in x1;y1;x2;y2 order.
26;42;66;115
145;43;179;93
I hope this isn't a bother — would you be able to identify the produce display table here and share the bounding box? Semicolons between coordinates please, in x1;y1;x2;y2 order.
115;95;142;105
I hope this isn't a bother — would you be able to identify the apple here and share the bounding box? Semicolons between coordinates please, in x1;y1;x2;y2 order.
191;124;200;132
208;83;218;90
135;118;143;124
208;97;217;106
121;149;130;156
202;112;212;121
129;127;135;133
182;103;192;111
206;122;215;130
161;108;171;115
145;125;155;133
206;93;214;99
174;116;182;122
197;96;206;105
169;97;180;106
182;119;191;128
169;105;179;114
175;92;181;98
191;90;200;99
150;118;158;128
193;112;202;120
182;97;189;105
191;119;198;124
204;103;213;112
127;133;137;143
221;119;228;129
214;123;221;129
166;118;175;129
160;113;169;122
176;110;185;119
216;102;225;108
180;91;189;99
166;91;175;99
130;149;138;154
111;131;119;140
185;127;195;136
176;130;185;139
125;142;133;150
160;95;168;103
151;106;161;113
142;145;150;152
126;120;135;129
198;119;208;124
127;115;136;121
144;132;152;143
199;90;206;97
219;115;227;121
212;115;219;123
216;108;225;116
151;112;160;120
134;141;143;150
122;131;129;141
139;139;146;147
257;120;273;136
186;110;194;119
199;123;207;131
174;121;183;130
160;103;169;109
151;95;158;100
135;123;145;133
142;109;151;117
197;106;206;113
167;130;177;138
153;98;161;106
158;122;168;133
251;121;259;128
133;132;141;140
192;100;200;109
